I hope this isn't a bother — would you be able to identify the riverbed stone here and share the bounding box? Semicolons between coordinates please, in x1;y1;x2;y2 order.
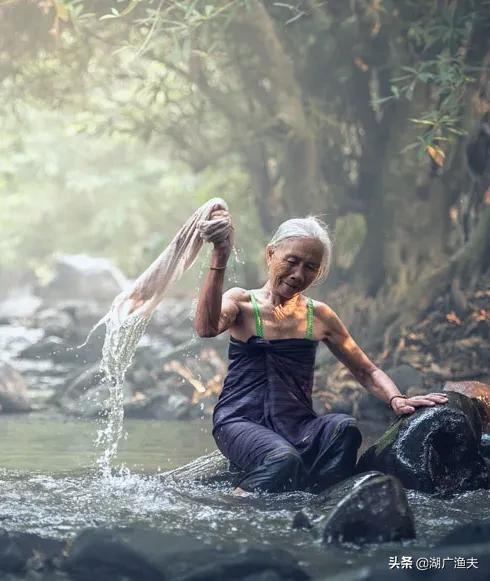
162;449;231;484
125;392;193;420
63;526;310;581
0;529;65;573
357;392;490;494
32;307;77;340
0;362;31;413
37;254;127;307
292;510;313;530
320;473;415;545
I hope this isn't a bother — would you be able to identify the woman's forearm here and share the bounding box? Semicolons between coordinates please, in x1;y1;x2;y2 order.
194;248;229;337
359;368;403;405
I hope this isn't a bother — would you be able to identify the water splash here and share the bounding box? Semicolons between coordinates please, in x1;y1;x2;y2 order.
91;240;241;475
94;312;150;476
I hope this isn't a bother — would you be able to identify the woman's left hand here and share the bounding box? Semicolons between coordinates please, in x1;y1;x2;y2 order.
390;392;449;416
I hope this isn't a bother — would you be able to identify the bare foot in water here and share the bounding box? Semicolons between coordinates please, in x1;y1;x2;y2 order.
232;487;252;497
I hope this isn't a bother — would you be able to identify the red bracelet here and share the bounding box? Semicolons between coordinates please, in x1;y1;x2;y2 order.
389;394;407;408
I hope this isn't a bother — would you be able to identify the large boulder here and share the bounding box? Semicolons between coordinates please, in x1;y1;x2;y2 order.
357;392;490;494
36;255;127;307
0;362;31;412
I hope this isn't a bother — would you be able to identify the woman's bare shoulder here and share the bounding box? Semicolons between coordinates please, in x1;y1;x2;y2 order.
310;299;345;337
223;287;251;304
310;298;336;319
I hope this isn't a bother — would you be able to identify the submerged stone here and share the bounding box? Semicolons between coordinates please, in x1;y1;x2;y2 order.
292;510;313;530
320;473;415;545
0;529;65;573
63;526;310;581
357;392;490;494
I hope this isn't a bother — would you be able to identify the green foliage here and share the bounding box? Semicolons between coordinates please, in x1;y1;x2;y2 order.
375;0;485;153
0;108;256;281
0;0;487;297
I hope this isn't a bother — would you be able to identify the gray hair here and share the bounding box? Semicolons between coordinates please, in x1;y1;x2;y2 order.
268;216;333;283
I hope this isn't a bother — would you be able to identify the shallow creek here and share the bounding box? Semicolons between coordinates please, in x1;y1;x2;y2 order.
0;415;489;578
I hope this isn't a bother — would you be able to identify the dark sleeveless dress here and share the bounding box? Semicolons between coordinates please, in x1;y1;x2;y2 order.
212;293;362;493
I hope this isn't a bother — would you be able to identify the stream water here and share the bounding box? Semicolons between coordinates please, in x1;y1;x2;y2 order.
0;414;489;579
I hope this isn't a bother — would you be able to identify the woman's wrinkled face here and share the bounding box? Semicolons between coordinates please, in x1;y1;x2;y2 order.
266;237;324;298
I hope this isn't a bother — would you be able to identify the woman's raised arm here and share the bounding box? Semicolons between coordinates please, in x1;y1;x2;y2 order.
194;208;240;338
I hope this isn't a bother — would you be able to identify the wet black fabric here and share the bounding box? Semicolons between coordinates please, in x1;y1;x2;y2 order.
213;336;362;492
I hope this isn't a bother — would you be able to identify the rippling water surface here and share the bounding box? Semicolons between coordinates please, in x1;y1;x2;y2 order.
0;415;489;578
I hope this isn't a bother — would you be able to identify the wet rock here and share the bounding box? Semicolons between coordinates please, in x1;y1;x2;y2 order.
357;392;490;494
64;527;167;581
0;362;31;413
63;526;310;581
18;334;101;366
52;299;112;342
32;308;77;340
162;450;230;484
320;473;415;545
55;363;107;417
125;392;192;420
444;380;490;431
19;336;65;360
0;529;65;573
292;511;313;530
36;254;127;308
151;299;195;345
314;471;384;506
0;531;25;573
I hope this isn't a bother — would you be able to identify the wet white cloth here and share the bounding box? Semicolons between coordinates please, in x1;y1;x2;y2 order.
111;197;230;322
86;197;231;384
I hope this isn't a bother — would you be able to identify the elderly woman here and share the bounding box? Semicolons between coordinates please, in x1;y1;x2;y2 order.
195;208;448;495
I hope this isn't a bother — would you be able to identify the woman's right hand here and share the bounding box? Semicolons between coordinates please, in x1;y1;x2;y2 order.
207;208;234;260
